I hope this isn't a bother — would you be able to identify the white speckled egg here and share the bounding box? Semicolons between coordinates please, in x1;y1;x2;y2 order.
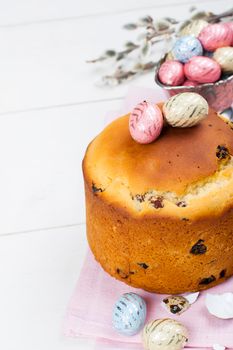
142;319;188;350
163;92;208;127
112;292;147;336
179;19;209;37
162;296;190;315
213;47;233;73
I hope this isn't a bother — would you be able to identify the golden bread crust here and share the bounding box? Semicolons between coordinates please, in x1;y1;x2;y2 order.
84;103;233;195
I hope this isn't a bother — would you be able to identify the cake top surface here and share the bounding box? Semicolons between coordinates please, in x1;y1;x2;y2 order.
83;103;233;218
84;104;233;195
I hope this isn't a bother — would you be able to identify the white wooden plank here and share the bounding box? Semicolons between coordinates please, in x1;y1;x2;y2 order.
0;0;215;27
0;99;122;235
0;1;231;114
0;224;95;350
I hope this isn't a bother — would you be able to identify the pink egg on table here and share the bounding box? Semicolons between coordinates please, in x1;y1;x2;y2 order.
158;60;185;86
198;23;232;51
225;22;233;45
184;56;221;83
183;80;198;87
129;101;163;144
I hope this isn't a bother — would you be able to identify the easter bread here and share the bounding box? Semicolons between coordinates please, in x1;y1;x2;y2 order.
82;103;233;294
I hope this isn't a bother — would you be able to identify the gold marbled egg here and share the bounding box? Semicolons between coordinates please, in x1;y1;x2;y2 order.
179;19;208;37
213;47;233;73
165;51;175;61
142;319;188;350
162;296;190;315
163;92;209;127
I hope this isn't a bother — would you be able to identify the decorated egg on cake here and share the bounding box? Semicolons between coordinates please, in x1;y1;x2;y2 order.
158;60;185;86
179;19;208;37
213;47;233;73
162;92;208;127
112;292;146;336
142;319;188;350
198;23;232;51
172;35;203;63
184;56;221;83
129;101;163;144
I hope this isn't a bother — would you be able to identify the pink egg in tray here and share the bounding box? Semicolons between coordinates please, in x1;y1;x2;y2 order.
155;22;233;113
155;56;233;113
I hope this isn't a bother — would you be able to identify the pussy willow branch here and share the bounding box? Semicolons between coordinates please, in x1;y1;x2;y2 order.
87;7;233;84
87;8;233;64
208;7;233;22
87;28;175;64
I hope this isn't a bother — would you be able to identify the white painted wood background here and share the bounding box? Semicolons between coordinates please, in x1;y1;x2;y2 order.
0;1;232;349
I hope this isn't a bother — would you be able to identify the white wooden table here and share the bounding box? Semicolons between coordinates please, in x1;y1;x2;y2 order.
0;1;231;349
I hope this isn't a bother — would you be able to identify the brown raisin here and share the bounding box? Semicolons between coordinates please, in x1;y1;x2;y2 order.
190;239;207;255
137;262;149;269
199;275;216;285
116;268;128;279
134;194;145;202
149;196;164;209
177;201;187;207
216;145;229;160
92;182;104;194
219;269;226;278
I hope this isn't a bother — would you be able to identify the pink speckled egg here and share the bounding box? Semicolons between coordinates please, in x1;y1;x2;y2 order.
198;23;232;51
129;101;163;144
183;80;198;87
225;22;233;45
158;60;185;86
184;56;221;83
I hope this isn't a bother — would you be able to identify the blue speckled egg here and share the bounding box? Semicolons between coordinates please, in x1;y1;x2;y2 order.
172;35;203;63
112;292;147;336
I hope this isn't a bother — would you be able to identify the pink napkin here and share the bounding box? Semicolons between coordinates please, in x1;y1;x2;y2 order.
64;249;233;349
64;87;233;349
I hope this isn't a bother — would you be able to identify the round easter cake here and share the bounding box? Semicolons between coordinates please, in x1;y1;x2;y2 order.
82;102;233;294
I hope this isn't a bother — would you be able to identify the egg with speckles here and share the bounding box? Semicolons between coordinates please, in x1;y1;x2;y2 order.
179;19;208;37
172;35;203;63
129;101;163;144
213;47;233;73
163;92;208;128
162;296;190;315
165;51;175;61
112;292;147;336
184;56;221;83
142;318;188;350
